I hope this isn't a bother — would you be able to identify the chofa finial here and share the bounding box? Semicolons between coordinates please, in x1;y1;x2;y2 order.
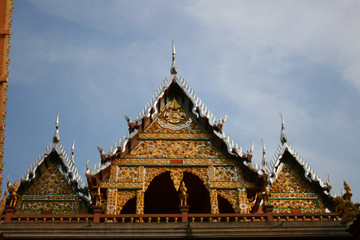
71;138;75;164
279;113;287;144
261;139;268;173
53;113;60;143
170;40;178;75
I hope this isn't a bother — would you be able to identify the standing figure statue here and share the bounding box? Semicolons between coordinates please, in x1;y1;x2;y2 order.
9;181;18;207
179;181;188;206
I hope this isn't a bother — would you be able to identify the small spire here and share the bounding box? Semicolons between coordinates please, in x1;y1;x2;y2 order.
219;114;228;124
170;40;178;75
86;160;91;175
261;139;268;173
97;144;105;155
279;113;287;144
53;113;60;144
71;138;75;164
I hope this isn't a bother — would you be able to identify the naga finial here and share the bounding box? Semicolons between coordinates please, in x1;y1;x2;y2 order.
170;40;178;75
53;112;60;143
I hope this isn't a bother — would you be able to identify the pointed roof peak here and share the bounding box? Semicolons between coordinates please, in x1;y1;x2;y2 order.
170;40;178;75
53;112;60;144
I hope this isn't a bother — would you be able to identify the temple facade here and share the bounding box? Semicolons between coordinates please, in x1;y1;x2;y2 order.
0;3;359;239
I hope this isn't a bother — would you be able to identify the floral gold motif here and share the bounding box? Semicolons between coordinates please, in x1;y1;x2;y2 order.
125;140;224;159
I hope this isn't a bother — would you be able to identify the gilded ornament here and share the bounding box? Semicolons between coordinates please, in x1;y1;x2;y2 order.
106;189;118;215
218;189;237;213
136;190;145;214
333;182;360;224
210;189;219;214
270;164;325;213
179;181;188;206
9;181;18;206
94;187;103;206
117;190;136;214
125;140;224;159
170;169;183;191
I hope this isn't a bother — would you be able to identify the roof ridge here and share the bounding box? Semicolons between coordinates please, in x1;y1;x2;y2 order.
18;141;87;190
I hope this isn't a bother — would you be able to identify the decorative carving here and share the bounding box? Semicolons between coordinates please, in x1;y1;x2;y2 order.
111;166;140;182
21;200;74;211
16;195;79;215
210;189;219;214
333;182;360;224
218;189;237;213
25;164;75;195
106;189;118;215
136;190;144;214
117;190;136;214
0;187;8;215
170;169;183;191
139;133;211;140
263;184;271;206
237;188;254;214
144;168;169;192
161;99;189;125
343;181;352;202
271;198;320;212
126;140;224;159
145;118;207;134
271;164;313;193
270;164;325;213
9;181;18;206
209;181;255;189
94;187;103;206
179;181;188;206
114;158;239;166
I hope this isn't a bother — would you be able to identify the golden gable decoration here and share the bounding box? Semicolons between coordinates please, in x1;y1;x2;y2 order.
15;164;80;215
270;164;325;213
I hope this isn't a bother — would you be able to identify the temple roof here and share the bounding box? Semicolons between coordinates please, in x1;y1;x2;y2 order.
268;142;333;198
89;74;263;178
17;115;89;202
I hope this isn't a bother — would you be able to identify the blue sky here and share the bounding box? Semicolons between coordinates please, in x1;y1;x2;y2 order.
3;0;360;201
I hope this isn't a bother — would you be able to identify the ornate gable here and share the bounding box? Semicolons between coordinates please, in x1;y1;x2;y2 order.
270;164;326;213
89;69;265;215
5;115;90;215
268;142;333;213
24;163;75;195
16;162;81;215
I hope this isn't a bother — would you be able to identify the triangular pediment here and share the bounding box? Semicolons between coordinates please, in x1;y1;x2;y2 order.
269;162;326;213
270;164;314;193
143;98;209;136
24;163;76;195
124;98;226;161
